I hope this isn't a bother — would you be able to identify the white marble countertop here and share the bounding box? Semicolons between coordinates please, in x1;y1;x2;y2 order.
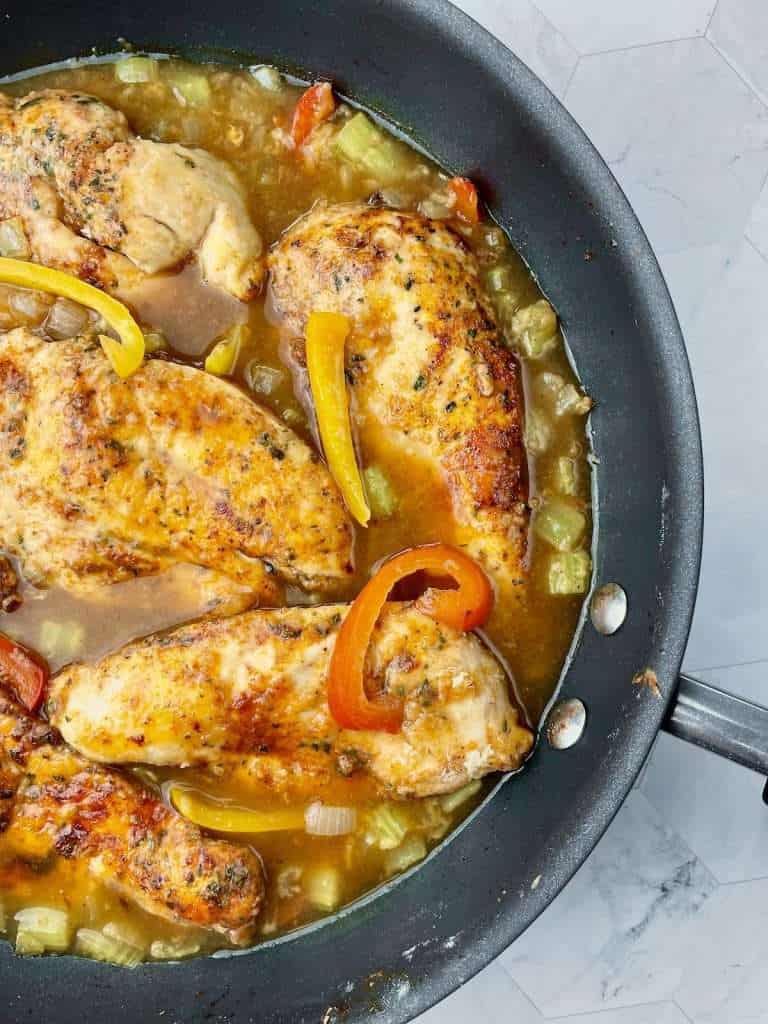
417;1;768;1022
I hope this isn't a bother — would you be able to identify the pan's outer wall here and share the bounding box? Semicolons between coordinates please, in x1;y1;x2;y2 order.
0;1;703;1021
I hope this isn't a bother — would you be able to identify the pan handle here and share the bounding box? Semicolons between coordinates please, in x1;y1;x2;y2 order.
663;673;768;778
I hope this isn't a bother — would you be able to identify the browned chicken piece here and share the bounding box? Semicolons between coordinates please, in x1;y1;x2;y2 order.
0;329;353;597
49;604;533;800
0;691;264;943
0;90;264;298
268;202;529;617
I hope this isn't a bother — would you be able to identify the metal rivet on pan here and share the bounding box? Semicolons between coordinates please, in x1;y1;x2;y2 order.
590;582;627;636
547;698;586;750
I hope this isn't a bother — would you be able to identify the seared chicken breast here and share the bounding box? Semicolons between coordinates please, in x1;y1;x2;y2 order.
0;90;263;298
268;203;529;614
0;692;264;943
49;604;533;799
0;329;353;596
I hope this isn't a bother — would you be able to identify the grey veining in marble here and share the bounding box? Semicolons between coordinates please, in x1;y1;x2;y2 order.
416;1;768;1021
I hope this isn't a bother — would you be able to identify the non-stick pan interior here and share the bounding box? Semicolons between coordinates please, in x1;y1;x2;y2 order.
0;2;702;1021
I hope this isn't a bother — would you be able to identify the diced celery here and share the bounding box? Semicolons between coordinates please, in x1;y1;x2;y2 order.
149;936;201;960
0;217;30;260
523;409;552;455
103;920;147;955
554;456;578;496
538;372;591;416
249;65;283;91
363;465;399;519
275;864;302;900
205;323;248;376
363;803;411;850
534;500;586;552
282;407;306;429
38;619;86;663
14;907;70;952
74;927;143;967
417;800;451;841
484;265;513;293
166;69;212;107
304;865;342;911
114;56;159;84
333;113;409;185
246;361;284;396
143;330;167;353
384;834;427;876
509;299;558;359
439;780;482;814
15;931;45;956
545;550;591;596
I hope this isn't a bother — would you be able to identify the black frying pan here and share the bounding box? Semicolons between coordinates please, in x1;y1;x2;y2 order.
2;1;765;1021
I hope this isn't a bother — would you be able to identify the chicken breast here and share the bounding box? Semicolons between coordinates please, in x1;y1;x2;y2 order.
0;90;263;299
0;692;264;942
268;202;529;615
49;604;533;799
0;329;353;596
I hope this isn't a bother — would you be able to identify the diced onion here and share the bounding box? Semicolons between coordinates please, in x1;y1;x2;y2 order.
249;65;283;91
304;801;357;836
246;361;284;395
45;297;89;340
8;286;53;325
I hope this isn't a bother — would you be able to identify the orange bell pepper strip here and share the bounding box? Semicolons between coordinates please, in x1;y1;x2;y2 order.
447;176;480;224
0;633;48;713
305;310;370;526
328;543;494;732
291;82;336;148
0;257;145;377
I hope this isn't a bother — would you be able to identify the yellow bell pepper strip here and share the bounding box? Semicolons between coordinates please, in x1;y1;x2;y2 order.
0;257;145;377
305;311;370;526
204;323;248;376
170;787;306;833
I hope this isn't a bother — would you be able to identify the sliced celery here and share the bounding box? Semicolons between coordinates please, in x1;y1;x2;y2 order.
166;69;212;107
304;865;342;911
15;931;45;956
509;299;558;359
417;800;451;841
484;265;513;293
205;323;248;376
554;456;578;496
363;803;411;850
114;57;159;84
363;465;399;519
38;619;86;663
149;937;201;960
333;113;409;185
0;218;30;260
384;834;427;876
143;330;167;354
439;779;482;814
534;500;586;552
545;550;591;595
14;907;70;952
74;927;143;967
523;409;552;455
